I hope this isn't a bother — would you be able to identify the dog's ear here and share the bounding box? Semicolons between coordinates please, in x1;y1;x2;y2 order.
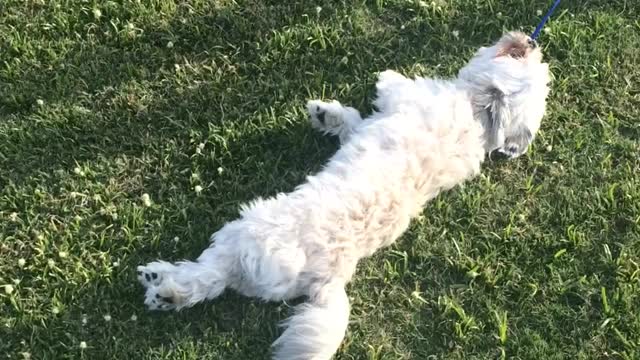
485;87;534;158
486;87;509;146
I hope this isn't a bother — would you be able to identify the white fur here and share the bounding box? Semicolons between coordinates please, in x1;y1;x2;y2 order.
137;31;550;359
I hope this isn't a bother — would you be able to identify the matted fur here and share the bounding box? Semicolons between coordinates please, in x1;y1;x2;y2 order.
137;31;551;360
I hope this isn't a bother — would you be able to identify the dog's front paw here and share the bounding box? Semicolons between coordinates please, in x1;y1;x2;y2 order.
498;127;533;159
377;69;406;84
306;100;346;133
498;144;523;158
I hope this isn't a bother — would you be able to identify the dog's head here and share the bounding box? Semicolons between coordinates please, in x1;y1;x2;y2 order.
458;31;551;158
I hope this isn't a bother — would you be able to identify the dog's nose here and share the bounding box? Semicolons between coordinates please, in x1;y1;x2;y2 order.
527;38;538;49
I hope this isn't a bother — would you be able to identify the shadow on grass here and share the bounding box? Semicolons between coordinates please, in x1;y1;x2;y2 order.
1;0;529;187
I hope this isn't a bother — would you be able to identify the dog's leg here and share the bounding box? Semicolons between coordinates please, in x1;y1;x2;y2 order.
137;244;232;311
306;100;362;144
373;70;412;114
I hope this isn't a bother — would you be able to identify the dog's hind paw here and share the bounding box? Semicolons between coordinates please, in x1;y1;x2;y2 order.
137;262;182;311
137;262;171;288
143;286;178;311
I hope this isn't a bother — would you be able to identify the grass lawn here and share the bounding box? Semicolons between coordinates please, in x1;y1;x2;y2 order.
1;0;640;359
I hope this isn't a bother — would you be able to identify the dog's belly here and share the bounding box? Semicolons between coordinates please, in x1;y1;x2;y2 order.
344;187;415;258
227;109;486;297
302;116;486;276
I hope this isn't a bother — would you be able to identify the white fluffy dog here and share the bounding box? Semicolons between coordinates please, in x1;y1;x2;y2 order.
137;31;550;359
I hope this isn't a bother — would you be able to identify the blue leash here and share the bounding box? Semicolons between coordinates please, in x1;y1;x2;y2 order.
531;0;562;41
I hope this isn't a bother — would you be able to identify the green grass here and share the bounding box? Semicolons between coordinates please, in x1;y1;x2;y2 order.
1;0;639;359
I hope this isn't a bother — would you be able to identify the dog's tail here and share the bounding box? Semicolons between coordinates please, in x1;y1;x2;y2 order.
271;279;349;360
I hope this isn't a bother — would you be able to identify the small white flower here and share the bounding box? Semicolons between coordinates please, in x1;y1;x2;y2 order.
452;30;459;39
81;314;88;325
112;261;119;267
79;341;87;349
74;215;82;222
130;314;138;321
198;143;205;151
217;167;224;174
173;236;180;243
9;212;19;222
518;214;526;221
73;166;82;175
36;99;44;106
103;314;111;322
546;145;553;152
18;258;26;267
497;12;502;17
58;251;68;259
52;307;60;314
12;279;20;285
166;41;174;48
93;8;102;18
47;259;55;267
174;63;181;71
21;352;31;360
141;193;152;207
544;27;551;34
4;285;14;294
315;6;322;14
194;185;203;194
191;172;200;180
536;9;543;16
400;24;406;30
126;22;135;30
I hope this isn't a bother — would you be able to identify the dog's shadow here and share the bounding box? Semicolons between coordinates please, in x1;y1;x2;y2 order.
5;117;336;359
